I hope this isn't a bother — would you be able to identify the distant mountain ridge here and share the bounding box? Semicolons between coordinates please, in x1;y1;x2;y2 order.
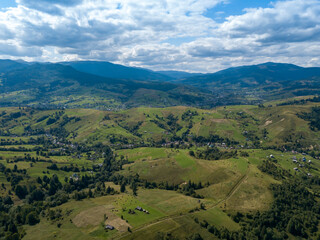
156;70;202;80
179;62;320;86
177;62;320;101
0;59;27;73
0;61;214;109
0;60;320;108
61;61;173;81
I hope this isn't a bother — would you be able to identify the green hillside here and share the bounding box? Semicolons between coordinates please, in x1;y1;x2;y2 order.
0;98;319;150
0;63;214;110
0;99;320;239
179;62;320;103
1;61;320;110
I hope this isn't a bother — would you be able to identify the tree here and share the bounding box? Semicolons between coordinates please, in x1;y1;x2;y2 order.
49;174;62;196
189;150;195;157
189;233;203;240
3;195;13;205
26;211;40;225
28;188;45;203
131;182;137;196
120;183;126;193
88;188;93;198
36;176;42;184
7;233;19;240
14;185;28;199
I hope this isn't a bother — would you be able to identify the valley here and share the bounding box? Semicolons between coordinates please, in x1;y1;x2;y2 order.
0;98;320;239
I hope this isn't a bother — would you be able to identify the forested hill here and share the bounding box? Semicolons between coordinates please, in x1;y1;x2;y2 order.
1;60;320;109
179;62;320;86
0;62;214;109
61;61;173;81
178;62;320;101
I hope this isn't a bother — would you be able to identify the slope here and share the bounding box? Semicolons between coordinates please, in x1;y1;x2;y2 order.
0;62;214;109
179;62;320;101
61;61;172;81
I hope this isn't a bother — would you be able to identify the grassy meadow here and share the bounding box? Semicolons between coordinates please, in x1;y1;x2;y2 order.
0;98;319;239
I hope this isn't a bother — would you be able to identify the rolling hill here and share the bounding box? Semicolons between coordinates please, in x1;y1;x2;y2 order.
1;98;319;149
1;60;320;109
0;62;214;109
0;99;320;239
178;62;320;101
180;62;320;85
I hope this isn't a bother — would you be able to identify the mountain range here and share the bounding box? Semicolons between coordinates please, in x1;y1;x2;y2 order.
177;62;320;100
0;59;319;109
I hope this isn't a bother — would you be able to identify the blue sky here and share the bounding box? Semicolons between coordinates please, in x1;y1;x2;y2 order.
0;0;272;18
0;0;272;15
206;0;272;22
0;0;16;9
0;0;319;72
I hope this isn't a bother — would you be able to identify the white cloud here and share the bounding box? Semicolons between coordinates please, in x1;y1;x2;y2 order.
0;0;319;72
221;0;320;43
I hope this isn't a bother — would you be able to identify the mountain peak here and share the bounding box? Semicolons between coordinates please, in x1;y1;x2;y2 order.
61;61;172;81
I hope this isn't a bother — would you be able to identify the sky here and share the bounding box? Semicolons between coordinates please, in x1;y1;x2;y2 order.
0;0;319;73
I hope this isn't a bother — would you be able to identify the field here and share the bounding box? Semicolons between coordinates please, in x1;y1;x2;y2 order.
13;146;320;239
0;99;320;148
0;99;320;239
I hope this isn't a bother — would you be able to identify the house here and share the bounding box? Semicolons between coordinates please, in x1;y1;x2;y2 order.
270;154;274;158
308;160;312;164
307;173;312;177
135;206;149;214
294;167;298;171
293;159;298;163
105;225;114;230
303;157;306;162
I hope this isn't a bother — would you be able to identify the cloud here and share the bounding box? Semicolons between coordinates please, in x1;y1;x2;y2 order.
0;0;319;72
181;0;320;71
0;24;14;40
16;0;83;15
0;0;221;60
17;0;82;6
221;0;320;43
0;41;42;57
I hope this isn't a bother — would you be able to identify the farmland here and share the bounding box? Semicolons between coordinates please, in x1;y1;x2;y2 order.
0;98;320;239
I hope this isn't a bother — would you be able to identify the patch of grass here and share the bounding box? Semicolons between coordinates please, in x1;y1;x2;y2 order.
112;194;166;228
137;189;210;215
193;207;240;231
174;151;196;168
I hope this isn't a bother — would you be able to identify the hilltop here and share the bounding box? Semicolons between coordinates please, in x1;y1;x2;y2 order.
0;97;319;151
61;61;173;81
